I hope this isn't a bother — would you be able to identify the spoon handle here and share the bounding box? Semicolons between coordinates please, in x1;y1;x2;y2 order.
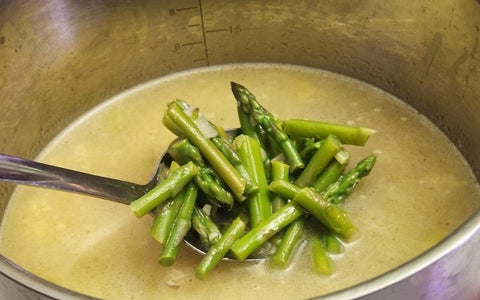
0;153;144;204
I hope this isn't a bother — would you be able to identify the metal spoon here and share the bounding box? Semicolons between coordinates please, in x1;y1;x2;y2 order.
0;129;261;260
0;152;170;205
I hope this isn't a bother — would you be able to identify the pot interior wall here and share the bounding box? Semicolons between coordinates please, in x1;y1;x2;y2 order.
0;0;480;297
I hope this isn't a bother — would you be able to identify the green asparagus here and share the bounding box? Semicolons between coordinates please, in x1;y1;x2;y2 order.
168;138;204;165
192;205;222;248
151;194;184;244
323;154;377;204
130;161;198;218
325;231;343;254
171;99;259;196
234;135;272;227
270;161;290;212
268;180;355;239
312;158;348;193
271;217;305;268
311;233;333;275
196;217;246;279
158;183;198;266
164;102;247;201
231;82;304;172
131;81;379;279
168;138;235;208
295;134;342;188
230;202;305;261
210;134;258;195
272;139;345;268
284;119;376;146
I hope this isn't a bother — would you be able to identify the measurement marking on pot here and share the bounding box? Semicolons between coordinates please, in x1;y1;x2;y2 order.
206;25;243;34
205;28;229;33
198;0;210;65
168;1;209;65
175;6;198;12
182;41;203;46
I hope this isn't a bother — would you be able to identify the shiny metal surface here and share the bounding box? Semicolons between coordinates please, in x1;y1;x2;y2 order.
0;153;159;203
1;0;479;299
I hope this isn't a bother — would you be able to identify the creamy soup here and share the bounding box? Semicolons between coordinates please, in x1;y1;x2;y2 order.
1;64;479;299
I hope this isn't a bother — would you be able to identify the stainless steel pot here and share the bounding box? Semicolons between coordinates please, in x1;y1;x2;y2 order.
1;1;479;299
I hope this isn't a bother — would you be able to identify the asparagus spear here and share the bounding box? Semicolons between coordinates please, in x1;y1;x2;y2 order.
268;180;355;239
169;138;236;208
172;99;257;195
230;202;305;261
283;119;376;146
195;167;234;208
172;99;259;196
196;217;247;279
272;137;341;267
312;157;349;193
311;233;333;275
299;138;322;161
210;134;258;195
164;102;246;201
270;161;290;212
295;187;355;238
237;108;273;177
295;134;342;188
168;138;204;165
151;161;183;244
158;183;198;266
130;161;198;218
231;82;304;172
312;160;347;255
237;106;268;147
151;194;184;244
325;231;343;254
192;205;222;248
323;154;377;204
300;138;350;165
269;153;373;265
271;217;305;268
234;135;272;227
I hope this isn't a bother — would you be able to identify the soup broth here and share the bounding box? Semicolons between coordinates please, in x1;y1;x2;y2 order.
1;64;479;299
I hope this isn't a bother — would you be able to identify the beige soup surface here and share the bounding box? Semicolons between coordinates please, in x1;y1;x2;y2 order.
1;64;479;299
